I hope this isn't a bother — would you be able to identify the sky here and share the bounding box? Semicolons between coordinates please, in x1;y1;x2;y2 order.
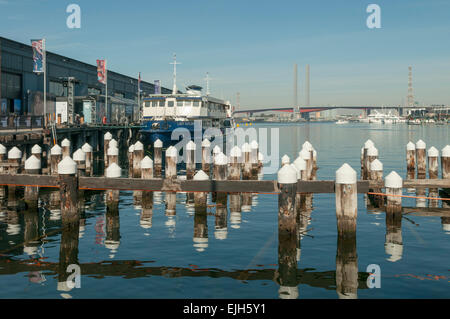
1;0;450;108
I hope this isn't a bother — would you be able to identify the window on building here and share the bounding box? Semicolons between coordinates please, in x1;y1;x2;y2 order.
193;101;200;107
1;72;21;99
49;81;66;97
168;101;174;107
177;100;183;107
184;100;192;107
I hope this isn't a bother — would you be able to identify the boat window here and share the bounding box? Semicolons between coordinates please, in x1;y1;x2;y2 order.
184;101;192;107
152;101;158;107
168;101;174;107
193;101;200;107
144;102;150;108
159;100;165;107
177;100;183;107
223;119;231;128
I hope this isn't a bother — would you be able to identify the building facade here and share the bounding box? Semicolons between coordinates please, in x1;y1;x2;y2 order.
0;36;171;124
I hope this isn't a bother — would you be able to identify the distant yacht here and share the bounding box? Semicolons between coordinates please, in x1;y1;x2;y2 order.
336;119;349;124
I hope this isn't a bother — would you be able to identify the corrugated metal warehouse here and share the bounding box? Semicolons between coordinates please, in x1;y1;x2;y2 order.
0;36;171;124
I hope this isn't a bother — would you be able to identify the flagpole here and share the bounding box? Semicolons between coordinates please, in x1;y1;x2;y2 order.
138;72;141;123
43;38;47;127
105;59;108;123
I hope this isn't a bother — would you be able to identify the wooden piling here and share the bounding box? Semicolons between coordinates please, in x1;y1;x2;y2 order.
165;146;177;179
213;152;228;206
104;132;112;168
24;155;41;209
277;164;298;235
58;157;79;224
229;146;242;181
31;144;42;160
73;149;86;177
201;139;211;176
154;139;163;178
61;138;71;158
415;139;426;178
250;140;259;177
385;171;402;215
128;144;134;177
141;156;154;211
299;149;311;180
82;143;93;176
293;156;307;220
369;159;384;208
107;146;119;166
50;145;62;175
406;141;416;179
186;141;196;180
0;144;5;197
363;140;374;180
427;147;439;179
133;141;144;178
335;164;357;236
193;170;209;211
366;146;378;178
242;143;252;180
7;147;22;200
105;163;121;212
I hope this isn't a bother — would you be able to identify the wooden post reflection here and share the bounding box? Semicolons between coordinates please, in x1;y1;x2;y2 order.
57;222;80;293
105;208;121;258
385;210;403;262
336;234;358;299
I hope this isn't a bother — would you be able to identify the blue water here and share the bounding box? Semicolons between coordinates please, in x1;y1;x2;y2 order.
0;122;449;298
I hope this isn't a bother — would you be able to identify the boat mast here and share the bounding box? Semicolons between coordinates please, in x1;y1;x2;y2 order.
205;72;210;96
170;53;180;94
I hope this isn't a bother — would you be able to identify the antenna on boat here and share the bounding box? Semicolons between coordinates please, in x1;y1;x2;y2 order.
170;53;181;94
205;72;210;96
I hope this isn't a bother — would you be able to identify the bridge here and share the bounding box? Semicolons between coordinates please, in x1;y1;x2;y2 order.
233;105;407;116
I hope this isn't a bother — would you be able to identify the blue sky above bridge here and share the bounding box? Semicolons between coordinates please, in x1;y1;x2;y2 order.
1;0;449;108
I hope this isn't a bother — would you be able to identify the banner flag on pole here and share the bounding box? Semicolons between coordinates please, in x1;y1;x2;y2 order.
31;39;44;73
154;80;161;94
96;59;107;84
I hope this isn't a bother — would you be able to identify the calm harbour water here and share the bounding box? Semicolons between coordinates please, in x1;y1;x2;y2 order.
0;122;449;299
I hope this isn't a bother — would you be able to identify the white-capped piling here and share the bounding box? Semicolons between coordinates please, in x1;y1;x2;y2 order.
302;141;314;178
140;156;154;210
24;155;41;208
406;142;416;179
57;157;79;223
214;152;228;206
154;139;163;178
442;145;450;180
335;164;357;235
201;139;211;176
186;141;196;180
165;146;177;179
277;164;298;234
427;147;439;179
82;143;93;176
385;171;402;214
258;152;264;169
107;146;119;166
31;144;42;160
281;154;290;166
104;132;112;167
133;141;144;178
415;139;426;178
299;149;311;180
366;146;378;178
229;146;242;181
293;156;307;213
193;170;209;210
50;144;62;175
363;139;374;180
250;140;259;176
109;138;118;149
8;146;22;174
127;144;134;177
73;148;86;176
0;144;6;162
242;142;252;180
61;138;71;158
369;159;384;208
105;163;121;212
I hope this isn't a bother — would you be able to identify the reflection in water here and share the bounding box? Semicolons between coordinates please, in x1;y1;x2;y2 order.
277;222;298;299
23;210;39;256
193;200;208;252
105;208;121;259
385;212;403;262
57;221;80;297
336;234;358;299
140;191;153;234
